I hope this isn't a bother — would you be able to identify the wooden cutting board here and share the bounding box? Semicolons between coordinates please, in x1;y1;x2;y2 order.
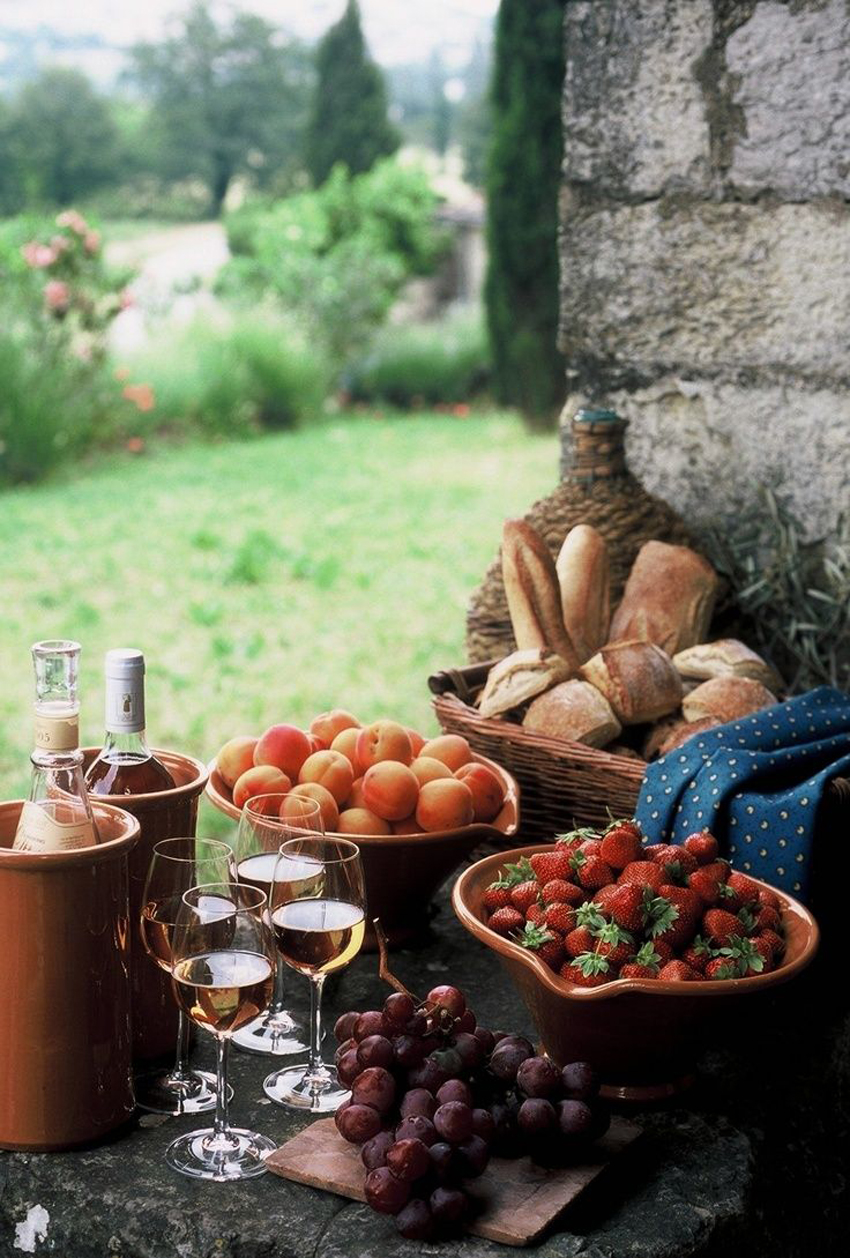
267;1116;642;1247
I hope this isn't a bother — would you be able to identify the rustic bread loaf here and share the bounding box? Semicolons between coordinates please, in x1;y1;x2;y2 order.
643;714;720;760
522;679;622;747
682;676;777;724
501;519;580;669
477;649;573;719
555;524;610;664
673;639;782;691
579;640;683;725
608;541;720;655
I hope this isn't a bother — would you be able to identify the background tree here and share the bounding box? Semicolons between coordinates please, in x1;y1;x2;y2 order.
484;0;564;427
305;0;399;186
129;3;311;216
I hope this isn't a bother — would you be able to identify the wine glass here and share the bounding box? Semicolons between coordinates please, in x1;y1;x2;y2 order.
165;883;276;1181
264;835;366;1112
231;793;323;1057
136;837;236;1115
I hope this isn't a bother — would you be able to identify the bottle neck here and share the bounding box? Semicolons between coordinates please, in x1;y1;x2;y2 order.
101;727;152;761
104;668;146;741
560;412;630;484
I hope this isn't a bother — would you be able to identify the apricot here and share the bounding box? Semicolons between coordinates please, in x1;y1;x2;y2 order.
232;765;292;810
254;724;311;779
217;736;258;789
331;727;360;771
392;815;424;835
415;778;474;832
298;749;355;806
287;783;339;832
407;728;427;757
455;762;505;823
306;732;327;754
419;734;473;773
410;756;453;788
356;720;413;772
310;709;361;745
347;777;368;809
338;807;392;837
362;761;420;822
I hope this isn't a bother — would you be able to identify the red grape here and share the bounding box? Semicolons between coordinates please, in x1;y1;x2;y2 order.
352;1067;396;1115
453;1031;484;1070
474;1027;495;1054
561;1061;600;1101
557;1099;594;1137
400;1089;436;1120
455;1134;490;1177
334;1011;358;1042
334;1036;356;1063
433;1101;474;1145
436;1079;473;1107
489;1040;532;1083
427;985;466;1018
517;1097;557;1135
516;1056;561;1098
471;1108;496;1143
383;991;416;1026
497;1033;534;1054
431;1048;462;1078
354;1011;388;1042
395;1198;433;1240
429;1186;467;1226
429;1141;454;1179
364;1167;411;1215
361;1130;394;1170
335;1102;382;1144
395;1115;437;1147
404;1013;428;1037
356;1035;394;1070
407;1058;447;1095
456;1008;477;1033
336;1048;361;1086
386;1137;431;1182
392;1034;426;1068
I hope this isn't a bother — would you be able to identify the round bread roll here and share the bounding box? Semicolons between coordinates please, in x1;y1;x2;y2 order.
673;639;782;692
523;679;621;747
681;676;777;724
643;715;720;760
579;640;683;725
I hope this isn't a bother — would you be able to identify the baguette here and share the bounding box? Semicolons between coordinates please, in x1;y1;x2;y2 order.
682;676;777;724
673;639;782;692
477;649;573;719
522;679;621;747
501;519;580;669
579;640;683;725
555;524;610;664
608;541;720;655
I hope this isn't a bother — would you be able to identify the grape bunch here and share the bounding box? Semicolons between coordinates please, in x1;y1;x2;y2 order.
332;984;608;1240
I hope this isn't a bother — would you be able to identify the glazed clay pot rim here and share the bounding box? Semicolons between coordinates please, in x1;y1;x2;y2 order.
0;799;140;869
80;747;209;807
452;844;820;1002
205;752;519;847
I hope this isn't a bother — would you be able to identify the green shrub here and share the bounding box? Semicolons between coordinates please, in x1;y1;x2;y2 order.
347;310;491;407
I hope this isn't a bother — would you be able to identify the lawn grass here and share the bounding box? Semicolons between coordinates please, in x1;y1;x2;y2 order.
0;411;555;836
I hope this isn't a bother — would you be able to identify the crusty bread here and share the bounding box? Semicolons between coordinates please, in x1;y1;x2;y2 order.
579;640;683;725
522;679;621;747
555;524;610;664
477;649;573;719
501;520;580;669
608;541;720;655
643;714;720;760
682;676;777;724
673;639;782;692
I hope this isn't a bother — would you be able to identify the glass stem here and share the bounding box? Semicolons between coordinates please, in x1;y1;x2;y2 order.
213;1034;230;1139
270;961;286;1015
308;975;325;1073
172;1009;191;1083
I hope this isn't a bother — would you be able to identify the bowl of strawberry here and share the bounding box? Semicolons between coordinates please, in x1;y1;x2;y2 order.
452;822;819;1101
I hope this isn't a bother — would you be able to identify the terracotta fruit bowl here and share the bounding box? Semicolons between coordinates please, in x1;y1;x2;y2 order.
207;752;519;949
452;845;819;1102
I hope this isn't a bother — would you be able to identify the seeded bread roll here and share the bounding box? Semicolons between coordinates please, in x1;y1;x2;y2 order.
608;541;720;655
477;649;573;719
673;639;782;692
579;640;683;725
501;519;581;670
682;676;777;724
555;524;610;664
522;679;622;747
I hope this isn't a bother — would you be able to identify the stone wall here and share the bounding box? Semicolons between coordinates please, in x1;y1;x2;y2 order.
558;0;850;539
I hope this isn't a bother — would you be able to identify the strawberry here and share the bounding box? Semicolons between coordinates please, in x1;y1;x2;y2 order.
620;962;659;979
653;939;673;963
555;827;599;849
600;823;641;870
607;884;646;933
726;872;760;907
758;928;785;958
616;861;665;892
735;905;759;936
594;922;635;969
543;902;578;935
591;884;621;914
701;859;731;884
529;848;572;885
525;903;547;927
579;838;603;857
757;886;781;911
753;905;781;933
483;881;514;911
658;960;700;981
559;962;609;988
643;843;666;859
688;869;722;905
488;906;525;936
683;830;719;865
703;908;744;947
564;925;597;958
656;884;702;948
705;956;738;980
645;893;680;945
681;934;713;974
576;901;607;930
718;933;767;976
541;878;584;906
570;850;614;890
605;817;642;841
750;936;775;973
560;951;611;987
515;922;565;972
510;880;541;914
651;844;698;881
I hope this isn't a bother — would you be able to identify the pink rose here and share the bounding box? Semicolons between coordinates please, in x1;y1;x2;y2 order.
122;383;155;413
22;242;58;268
56;210;88;235
118;288;134;310
43;280;71;313
83;230;101;255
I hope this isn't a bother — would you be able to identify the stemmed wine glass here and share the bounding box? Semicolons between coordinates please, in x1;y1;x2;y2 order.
166;882;277;1181
136;837;236;1114
231;793;323;1056
265;835;366;1112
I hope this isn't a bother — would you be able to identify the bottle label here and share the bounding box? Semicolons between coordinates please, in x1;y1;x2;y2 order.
105;674;145;734
13;801;97;853
34;712;80;752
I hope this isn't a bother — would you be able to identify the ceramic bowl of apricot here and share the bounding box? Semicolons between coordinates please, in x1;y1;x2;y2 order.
207;712;519;949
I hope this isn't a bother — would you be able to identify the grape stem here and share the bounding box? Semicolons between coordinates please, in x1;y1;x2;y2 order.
373;917;419;1003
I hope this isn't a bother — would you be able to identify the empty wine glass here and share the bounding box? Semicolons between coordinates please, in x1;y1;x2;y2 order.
165;883;276;1181
264;835;366;1112
136;837;236;1115
231;793;323;1056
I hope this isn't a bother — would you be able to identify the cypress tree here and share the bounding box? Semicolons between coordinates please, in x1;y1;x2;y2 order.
485;0;565;427
306;0;399;186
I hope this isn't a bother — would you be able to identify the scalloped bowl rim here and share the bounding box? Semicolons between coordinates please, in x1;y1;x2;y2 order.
452;844;820;1001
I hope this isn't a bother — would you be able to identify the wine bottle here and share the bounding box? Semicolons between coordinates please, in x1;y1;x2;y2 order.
13;639;99;852
86;649;176;796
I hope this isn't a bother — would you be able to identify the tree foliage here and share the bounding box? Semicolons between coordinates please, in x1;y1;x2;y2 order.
485;0;564;427
305;0;399;186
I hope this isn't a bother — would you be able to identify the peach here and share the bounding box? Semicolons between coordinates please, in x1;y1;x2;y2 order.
232;765;292;810
338;807;392;837
355;720;413;772
454;762;505;823
216;736;258;789
310;709;361;745
347;776;368;809
419;734;473;773
306;732;327;754
410;756;453;788
285;783;339;832
298;749;354;806
415;778;474;832
362;761;420;822
331;727;360;771
392;815;424;835
407;728;427;757
254;724;311;779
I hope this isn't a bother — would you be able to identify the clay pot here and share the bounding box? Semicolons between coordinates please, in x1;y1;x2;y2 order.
81;749;209;1061
207;752;519;949
0;799;140;1150
453;845;820;1102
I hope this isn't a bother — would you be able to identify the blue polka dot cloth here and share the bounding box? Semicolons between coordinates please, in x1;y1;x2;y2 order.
635;686;850;901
